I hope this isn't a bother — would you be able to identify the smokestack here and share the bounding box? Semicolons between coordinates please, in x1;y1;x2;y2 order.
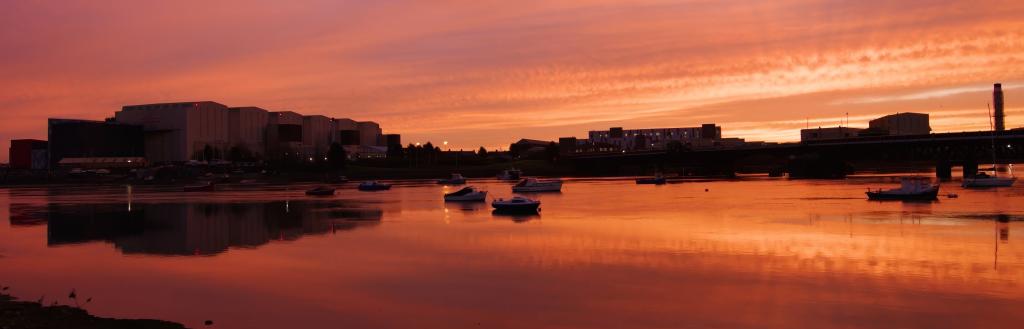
994;83;1005;131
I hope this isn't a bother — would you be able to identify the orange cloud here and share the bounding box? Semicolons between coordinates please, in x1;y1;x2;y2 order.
2;0;1024;159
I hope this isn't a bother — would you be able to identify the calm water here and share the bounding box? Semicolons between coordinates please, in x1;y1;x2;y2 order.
1;176;1023;328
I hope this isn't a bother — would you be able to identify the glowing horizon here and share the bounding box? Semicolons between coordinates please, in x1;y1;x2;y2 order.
2;0;1024;160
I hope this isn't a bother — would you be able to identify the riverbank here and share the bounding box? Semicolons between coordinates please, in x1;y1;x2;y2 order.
0;293;185;329
0;160;575;186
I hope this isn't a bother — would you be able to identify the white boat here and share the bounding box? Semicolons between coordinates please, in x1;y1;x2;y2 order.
512;178;562;192
963;172;1016;188
497;169;522;181
437;173;467;185
866;177;939;201
444;186;487;202
358;181;392;191
492;196;541;213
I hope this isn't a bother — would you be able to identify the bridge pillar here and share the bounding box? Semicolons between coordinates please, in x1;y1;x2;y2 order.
935;161;952;180
962;162;978;178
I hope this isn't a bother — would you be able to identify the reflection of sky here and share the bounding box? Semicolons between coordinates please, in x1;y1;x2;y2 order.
1;178;1023;328
2;0;1024;158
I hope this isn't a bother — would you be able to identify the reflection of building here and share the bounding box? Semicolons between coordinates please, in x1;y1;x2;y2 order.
8;139;48;170
114;102;230;163
45;201;381;256
48;119;145;167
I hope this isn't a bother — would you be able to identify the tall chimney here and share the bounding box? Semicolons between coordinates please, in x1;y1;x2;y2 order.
994;83;1005;131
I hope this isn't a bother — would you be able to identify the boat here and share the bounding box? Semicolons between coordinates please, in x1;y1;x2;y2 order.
636;173;667;185
963;172;1016;188
437;173;467;185
444;186;487;202
866;177;940;201
326;175;349;184
512;178;562;192
358;181;392;191
497;168;523;181
305;186;336;196
492;196;541;213
183;182;215;192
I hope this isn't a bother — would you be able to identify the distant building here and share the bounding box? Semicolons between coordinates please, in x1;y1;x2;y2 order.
588;124;722;151
266;111;304;160
558;137;620;155
509;139;554;158
48;119;144;166
869;112;930;136
357;121;382;147
228;107;269;160
302;115;333;158
8;139;48;170
800;126;864;142
43;100;395;165
114;101;230;163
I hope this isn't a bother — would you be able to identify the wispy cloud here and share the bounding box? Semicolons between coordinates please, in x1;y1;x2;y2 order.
1;0;1024;158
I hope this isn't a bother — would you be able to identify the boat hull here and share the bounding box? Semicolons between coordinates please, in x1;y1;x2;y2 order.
491;203;540;213
358;185;392;191
437;179;467;185
444;193;486;202
962;177;1016;188
305;188;336;196
183;184;215;192
866;189;939;201
512;182;562;193
636;178;666;185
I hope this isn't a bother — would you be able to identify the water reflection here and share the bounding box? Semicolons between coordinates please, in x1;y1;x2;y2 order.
34;201;381;256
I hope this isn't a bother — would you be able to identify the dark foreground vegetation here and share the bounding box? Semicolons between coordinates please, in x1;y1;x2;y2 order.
0;293;185;329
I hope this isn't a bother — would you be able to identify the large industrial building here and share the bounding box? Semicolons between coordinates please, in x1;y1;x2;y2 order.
868;113;931;136
114;102;232;163
587;124;722;150
8;139;48;170
26;101;401;165
47;118;146;167
801;112;931;142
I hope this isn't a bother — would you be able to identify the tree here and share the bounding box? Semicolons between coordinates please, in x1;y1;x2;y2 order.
545;142;559;163
327;143;347;169
477;146;488;158
203;144;215;161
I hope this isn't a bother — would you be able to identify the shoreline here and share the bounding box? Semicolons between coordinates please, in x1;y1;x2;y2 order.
0;293;185;329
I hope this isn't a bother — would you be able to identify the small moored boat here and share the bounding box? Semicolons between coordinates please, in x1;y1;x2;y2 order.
492;196;541;213
358;181;392;191
866;177;939;201
512;178;562;193
183;182;215;192
305;186;336;196
444;186;487;202
497;169;522;181
636;173;667;185
437;173;467;185
962;172;1016;188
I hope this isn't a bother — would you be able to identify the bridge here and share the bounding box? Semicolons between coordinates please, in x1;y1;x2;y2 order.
565;129;1024;178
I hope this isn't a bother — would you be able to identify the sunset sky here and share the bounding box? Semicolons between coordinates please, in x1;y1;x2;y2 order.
2;0;1024;161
